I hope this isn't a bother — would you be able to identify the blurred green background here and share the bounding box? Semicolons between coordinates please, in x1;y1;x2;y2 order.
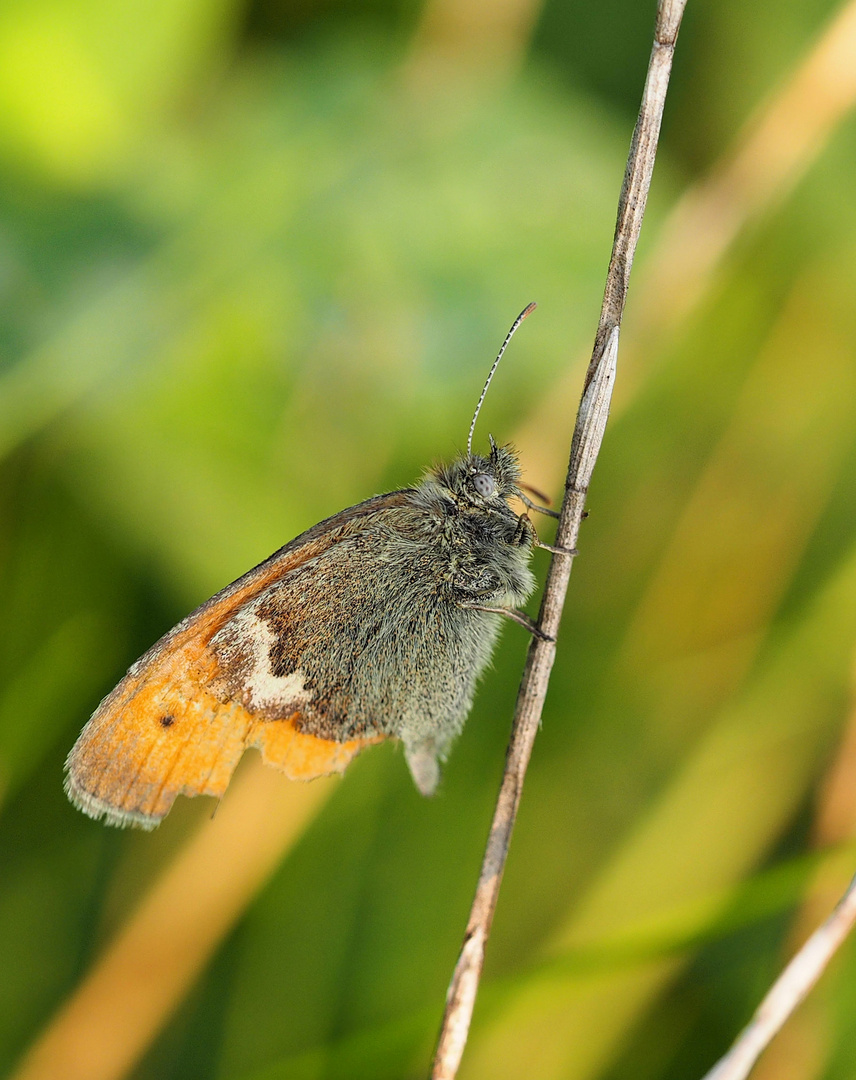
4;0;856;1078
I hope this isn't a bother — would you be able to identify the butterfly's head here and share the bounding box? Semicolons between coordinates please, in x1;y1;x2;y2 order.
432;438;523;509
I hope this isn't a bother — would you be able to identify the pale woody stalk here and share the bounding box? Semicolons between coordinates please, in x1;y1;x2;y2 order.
430;1;688;1076
702;873;856;1080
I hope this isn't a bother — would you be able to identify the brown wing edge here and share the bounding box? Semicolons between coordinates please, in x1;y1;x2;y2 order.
64;492;413;829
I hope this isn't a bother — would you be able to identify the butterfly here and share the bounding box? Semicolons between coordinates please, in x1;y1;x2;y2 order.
65;304;552;829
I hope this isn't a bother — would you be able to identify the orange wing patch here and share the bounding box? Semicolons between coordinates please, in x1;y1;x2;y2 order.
66;678;377;830
65;534;384;829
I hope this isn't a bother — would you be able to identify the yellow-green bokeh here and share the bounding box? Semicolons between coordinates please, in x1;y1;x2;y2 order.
3;2;856;1079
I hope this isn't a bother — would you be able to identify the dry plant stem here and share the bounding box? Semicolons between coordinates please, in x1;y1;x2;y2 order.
429;2;687;1077
701;873;856;1080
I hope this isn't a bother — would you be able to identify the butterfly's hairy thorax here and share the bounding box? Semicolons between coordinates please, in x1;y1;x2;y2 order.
210;447;536;793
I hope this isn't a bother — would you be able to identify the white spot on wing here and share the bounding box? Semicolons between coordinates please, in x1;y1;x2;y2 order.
229;609;312;712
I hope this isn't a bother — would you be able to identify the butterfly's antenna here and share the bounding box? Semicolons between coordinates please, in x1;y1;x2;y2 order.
467;302;536;457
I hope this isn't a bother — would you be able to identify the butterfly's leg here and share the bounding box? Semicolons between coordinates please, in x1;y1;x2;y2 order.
461;602;555;642
517;510;576;557
533;537;578;557
513;512;535;547
518;491;560;520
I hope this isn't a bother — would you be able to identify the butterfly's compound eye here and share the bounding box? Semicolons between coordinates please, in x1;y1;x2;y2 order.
473;473;496;497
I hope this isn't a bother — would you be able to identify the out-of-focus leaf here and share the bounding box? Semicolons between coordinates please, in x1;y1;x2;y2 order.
0;612;114;805
0;0;240;185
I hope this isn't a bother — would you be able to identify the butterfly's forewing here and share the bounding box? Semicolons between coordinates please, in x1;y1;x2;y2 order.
65;494;409;829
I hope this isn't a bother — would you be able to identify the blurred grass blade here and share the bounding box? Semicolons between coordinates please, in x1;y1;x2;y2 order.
633;0;856;350
11;762;336;1080
516;0;856;488
618;263;856;734
0;612;113;810
463;544;856;1080
747;671;856;1079
232;839;856;1080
